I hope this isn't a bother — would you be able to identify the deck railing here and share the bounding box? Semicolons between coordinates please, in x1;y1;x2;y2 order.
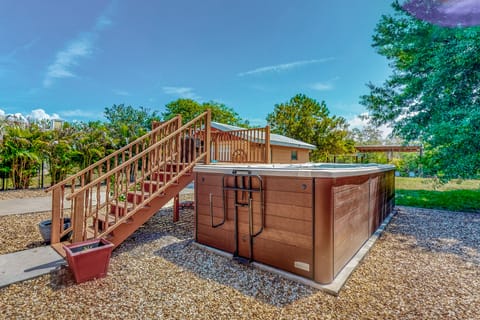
211;126;270;163
47;111;211;244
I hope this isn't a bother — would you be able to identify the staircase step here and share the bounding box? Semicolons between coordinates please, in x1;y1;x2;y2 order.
151;172;176;182
127;190;151;204
94;212;117;231
110;201;135;216
142;180;165;193
95;210;135;232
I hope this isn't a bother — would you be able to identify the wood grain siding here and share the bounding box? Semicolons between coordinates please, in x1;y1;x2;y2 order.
332;176;370;276
195;172;314;278
271;146;310;163
314;178;334;284
195;168;395;285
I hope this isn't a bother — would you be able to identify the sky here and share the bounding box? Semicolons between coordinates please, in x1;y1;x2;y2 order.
0;0;394;128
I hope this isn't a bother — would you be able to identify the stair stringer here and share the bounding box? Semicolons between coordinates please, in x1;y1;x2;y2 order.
107;172;194;248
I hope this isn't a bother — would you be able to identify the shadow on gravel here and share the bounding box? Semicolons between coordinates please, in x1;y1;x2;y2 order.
388;206;480;264
115;207;317;307
154;240;317;307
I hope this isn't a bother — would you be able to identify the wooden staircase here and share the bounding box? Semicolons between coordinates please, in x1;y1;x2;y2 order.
47;112;211;256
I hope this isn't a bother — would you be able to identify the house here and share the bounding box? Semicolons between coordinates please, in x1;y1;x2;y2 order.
210;121;315;163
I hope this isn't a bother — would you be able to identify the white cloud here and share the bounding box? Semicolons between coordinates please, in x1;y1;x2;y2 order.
43;8;113;88
28;108;60;121
348;113;392;139
162;86;200;100
310;82;333;91
60;109;95;118
5;113;28;123
237;58;334;77
0;108;5;118
96;16;112;30
43;36;93;87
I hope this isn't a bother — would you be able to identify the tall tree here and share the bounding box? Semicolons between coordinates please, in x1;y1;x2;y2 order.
38;122;77;185
163;99;249;127
104;104;160;147
267;94;353;161
0;124;41;189
349;123;383;145
71;121;115;170
360;1;480;179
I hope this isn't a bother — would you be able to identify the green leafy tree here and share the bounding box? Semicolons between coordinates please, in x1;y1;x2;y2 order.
104;104;160;147
0;124;42;189
267;94;353;161
163;99;249;127
38;122;77;185
360;1;480;179
349;123;383;146
71;121;114;170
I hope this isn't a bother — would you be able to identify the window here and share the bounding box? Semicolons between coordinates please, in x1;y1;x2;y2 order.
291;150;298;161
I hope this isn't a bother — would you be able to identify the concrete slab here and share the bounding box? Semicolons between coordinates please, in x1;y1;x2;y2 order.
0;196;53;216
0;246;65;288
0;187;195;217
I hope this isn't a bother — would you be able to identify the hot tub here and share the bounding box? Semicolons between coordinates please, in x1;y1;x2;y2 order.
193;163;395;284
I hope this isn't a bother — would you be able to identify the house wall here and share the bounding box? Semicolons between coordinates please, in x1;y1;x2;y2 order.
271;146;310;163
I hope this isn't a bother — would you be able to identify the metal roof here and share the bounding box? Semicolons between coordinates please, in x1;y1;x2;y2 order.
211;122;316;150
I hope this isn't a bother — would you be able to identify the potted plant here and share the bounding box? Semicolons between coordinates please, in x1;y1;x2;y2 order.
62;238;114;284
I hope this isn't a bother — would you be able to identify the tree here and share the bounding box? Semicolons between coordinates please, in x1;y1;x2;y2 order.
349;124;383;145
266;94;353;161
360;1;480;179
0;124;41;189
163;99;249;127
71;121;115;170
104;104;160;147
38;122;77;185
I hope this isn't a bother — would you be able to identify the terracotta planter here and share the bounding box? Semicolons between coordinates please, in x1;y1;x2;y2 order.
63;238;114;284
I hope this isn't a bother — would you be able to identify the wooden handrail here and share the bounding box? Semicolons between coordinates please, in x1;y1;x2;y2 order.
210;126;270;163
49;110;212;246
95;158;203;239
66;112;208;200
45;116;179;192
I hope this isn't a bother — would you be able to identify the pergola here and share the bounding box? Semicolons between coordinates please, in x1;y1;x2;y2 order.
355;145;423;161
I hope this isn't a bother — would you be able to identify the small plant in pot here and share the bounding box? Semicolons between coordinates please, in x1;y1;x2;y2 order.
62;238;114;284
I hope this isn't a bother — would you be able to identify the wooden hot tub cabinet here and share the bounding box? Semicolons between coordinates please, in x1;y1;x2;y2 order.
193;163;395;284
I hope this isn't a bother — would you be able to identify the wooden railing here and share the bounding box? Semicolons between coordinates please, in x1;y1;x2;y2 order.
211;126;270;163
48;111;211;244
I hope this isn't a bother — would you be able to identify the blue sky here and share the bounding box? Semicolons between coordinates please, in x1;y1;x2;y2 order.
0;0;393;127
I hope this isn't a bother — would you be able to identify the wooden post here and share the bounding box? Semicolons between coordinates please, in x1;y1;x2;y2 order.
177;115;182;171
72;191;85;243
205;109;211;164
173;194;180;222
214;135;219;162
265;126;271;163
50;187;62;244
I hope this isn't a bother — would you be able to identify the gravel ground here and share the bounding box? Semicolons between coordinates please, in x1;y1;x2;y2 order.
0;205;479;319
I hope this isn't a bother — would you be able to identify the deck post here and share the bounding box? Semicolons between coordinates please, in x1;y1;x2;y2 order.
72;191;85;243
265;125;271;163
173;194;180;222
177;115;182;172
50;187;62;244
214;136;219;162
205;109;211;164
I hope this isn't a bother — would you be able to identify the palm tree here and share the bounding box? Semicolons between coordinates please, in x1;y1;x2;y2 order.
0;124;42;189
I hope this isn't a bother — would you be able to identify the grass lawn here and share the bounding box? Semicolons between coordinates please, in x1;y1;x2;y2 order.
395;177;480;212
